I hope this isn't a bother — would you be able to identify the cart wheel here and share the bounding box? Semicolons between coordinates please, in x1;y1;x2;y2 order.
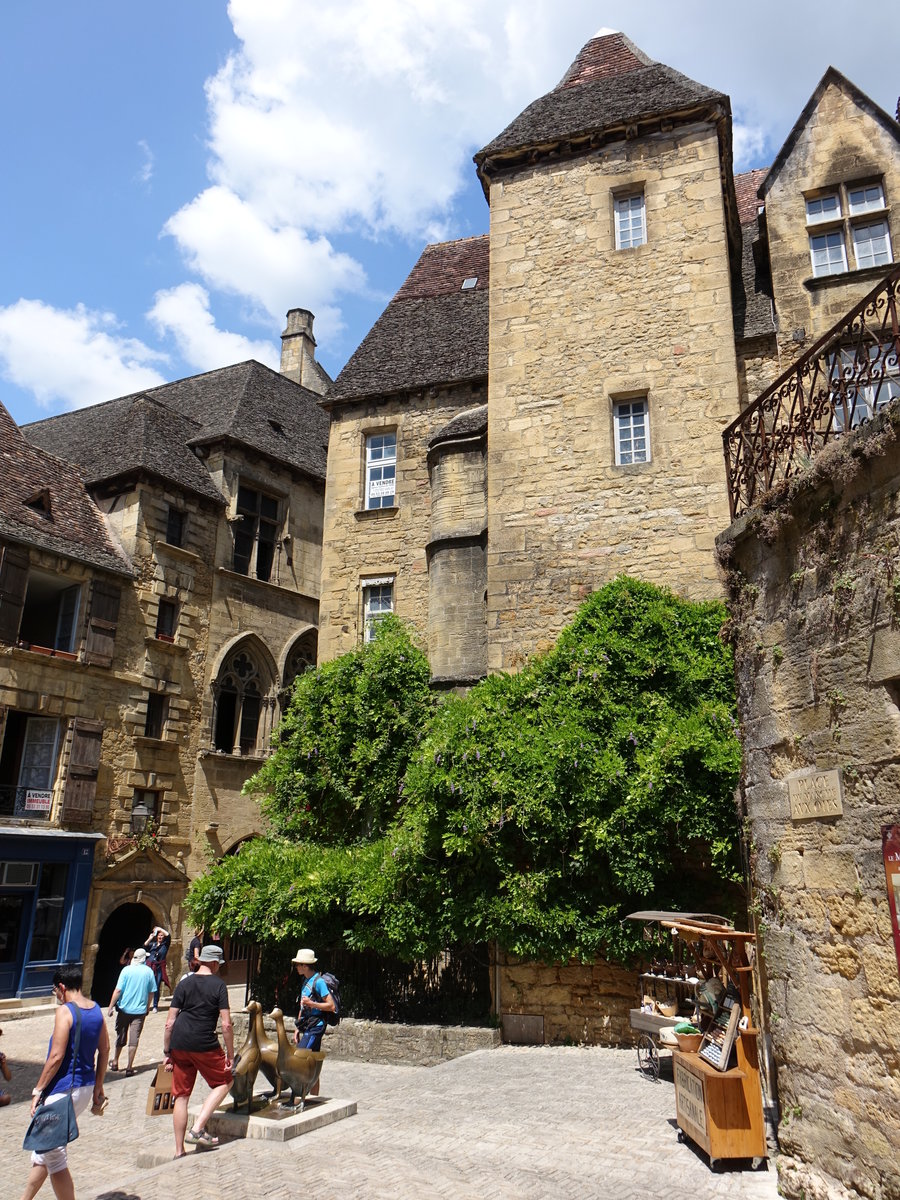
751;1157;766;1171
636;1034;659;1081
676;1130;686;1144
709;1158;723;1173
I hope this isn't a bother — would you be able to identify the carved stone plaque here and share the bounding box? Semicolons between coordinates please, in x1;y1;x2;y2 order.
788;769;843;821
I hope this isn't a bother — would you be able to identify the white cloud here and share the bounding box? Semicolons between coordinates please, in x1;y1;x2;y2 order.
163;185;363;333
732;123;768;172
0;299;168;411
148;282;280;371
160;0;596;344
136;139;154;185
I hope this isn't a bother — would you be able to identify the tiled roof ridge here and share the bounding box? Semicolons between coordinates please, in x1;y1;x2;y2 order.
21;387;203;436
733;167;770;225
395;235;490;302
417;233;490;252
555;31;655;91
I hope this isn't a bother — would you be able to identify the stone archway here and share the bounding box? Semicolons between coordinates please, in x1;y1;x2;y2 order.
91;901;154;1005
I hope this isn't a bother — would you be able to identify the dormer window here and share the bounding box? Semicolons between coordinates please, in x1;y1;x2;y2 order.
24;489;52;519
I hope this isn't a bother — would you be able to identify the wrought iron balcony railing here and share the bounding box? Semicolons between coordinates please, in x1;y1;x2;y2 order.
723;266;900;519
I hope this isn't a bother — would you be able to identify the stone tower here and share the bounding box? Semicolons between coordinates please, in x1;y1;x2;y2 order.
474;31;745;671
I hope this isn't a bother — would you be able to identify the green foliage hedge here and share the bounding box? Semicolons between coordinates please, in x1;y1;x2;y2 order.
187;578;742;966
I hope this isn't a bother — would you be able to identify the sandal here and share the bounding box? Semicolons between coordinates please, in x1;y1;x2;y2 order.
185;1128;219;1147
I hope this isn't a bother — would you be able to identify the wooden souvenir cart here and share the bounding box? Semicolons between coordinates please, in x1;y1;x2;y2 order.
626;911;731;1081
660;918;766;1172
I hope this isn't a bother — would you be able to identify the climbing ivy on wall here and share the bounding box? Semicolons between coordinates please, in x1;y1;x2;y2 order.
187;578;742;965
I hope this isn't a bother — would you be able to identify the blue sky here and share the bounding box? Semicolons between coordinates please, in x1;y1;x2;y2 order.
2;1;899;426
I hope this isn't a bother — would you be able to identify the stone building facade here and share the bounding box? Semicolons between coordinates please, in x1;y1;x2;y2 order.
1;333;330;1001
320;33;899;687
719;395;900;1200
316;33;900;1177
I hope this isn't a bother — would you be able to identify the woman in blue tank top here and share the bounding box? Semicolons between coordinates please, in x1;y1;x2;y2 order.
19;963;108;1200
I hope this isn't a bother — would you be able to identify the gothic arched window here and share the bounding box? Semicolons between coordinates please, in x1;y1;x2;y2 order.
280;630;317;709
212;648;269;755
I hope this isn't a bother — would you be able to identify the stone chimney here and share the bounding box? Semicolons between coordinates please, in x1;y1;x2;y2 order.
280;308;316;382
279;308;333;396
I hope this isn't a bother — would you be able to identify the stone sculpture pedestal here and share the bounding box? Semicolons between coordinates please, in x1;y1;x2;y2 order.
192;1093;357;1143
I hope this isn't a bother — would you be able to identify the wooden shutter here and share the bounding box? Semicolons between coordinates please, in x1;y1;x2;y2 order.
83;580;121;666
0;543;29;644
61;718;103;823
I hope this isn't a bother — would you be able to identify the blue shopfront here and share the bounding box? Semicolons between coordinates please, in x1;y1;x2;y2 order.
0;826;101;998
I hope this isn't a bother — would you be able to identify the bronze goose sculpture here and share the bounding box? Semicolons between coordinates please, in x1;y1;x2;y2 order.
272;1007;325;1109
230;1003;263;1113
252;999;282;1100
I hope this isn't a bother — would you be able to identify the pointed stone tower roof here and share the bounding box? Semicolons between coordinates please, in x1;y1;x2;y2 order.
475;31;728;192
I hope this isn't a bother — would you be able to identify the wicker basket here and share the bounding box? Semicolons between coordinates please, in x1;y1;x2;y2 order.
674;1032;703;1053
657;1001;678;1017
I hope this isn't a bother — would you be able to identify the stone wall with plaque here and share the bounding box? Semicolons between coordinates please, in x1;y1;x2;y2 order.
719;405;900;1200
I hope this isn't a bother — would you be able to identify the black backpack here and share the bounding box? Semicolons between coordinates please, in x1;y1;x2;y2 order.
312;971;341;1026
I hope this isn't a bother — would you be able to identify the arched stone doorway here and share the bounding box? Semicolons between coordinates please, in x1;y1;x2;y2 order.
91;902;154;1005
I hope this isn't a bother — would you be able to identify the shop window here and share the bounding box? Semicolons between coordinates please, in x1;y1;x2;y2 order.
28;863;69;962
232;483;280;581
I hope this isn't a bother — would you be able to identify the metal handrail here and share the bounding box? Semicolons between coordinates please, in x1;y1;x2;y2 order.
723;266;900;519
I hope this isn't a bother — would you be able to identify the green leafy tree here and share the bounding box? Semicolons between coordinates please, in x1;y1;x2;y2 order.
187;578;742;967
248;615;437;843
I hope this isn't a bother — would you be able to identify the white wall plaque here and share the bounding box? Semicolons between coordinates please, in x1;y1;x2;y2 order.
788;769;843;821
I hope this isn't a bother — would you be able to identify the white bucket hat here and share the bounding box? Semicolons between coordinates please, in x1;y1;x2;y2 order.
132;947;147;963
291;947;317;965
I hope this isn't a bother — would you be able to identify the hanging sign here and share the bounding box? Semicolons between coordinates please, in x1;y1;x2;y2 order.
882;824;900;981
25;789;52;812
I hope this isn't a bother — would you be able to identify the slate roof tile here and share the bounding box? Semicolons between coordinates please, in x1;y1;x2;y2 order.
24;361;329;494
476;32;726;173
330;238;489;404
0;401;132;575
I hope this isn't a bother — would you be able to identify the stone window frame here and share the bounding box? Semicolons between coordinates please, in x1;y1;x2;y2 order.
612;188;647;251
360;575;394;643
363;429;398;510
611;393;652;466
231;479;283;582
209;640;278;758
130;787;160;833
144;691;169;740
805;179;893;278
155;597;178;642
165;506;186;548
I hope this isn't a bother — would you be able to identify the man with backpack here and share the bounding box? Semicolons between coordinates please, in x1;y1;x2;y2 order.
291;948;337;1097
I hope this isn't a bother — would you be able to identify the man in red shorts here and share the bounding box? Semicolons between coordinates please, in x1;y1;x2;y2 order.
162;942;233;1157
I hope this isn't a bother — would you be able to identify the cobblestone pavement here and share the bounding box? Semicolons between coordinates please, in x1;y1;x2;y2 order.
0;1007;781;1200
